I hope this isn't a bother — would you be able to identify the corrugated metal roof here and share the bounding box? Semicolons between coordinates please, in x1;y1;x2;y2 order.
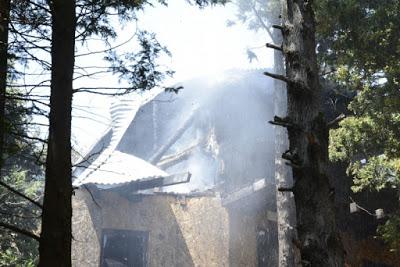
73;150;168;187
73;89;167;187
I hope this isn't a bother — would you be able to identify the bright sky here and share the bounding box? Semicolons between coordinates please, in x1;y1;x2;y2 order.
72;1;273;153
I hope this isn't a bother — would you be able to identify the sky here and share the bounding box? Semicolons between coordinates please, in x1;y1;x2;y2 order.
71;1;273;154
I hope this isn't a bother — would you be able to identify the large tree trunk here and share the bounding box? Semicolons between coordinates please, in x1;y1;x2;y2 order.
0;0;10;173
273;0;344;265
39;0;76;266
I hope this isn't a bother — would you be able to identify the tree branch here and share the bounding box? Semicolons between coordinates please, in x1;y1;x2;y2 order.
26;0;51;13
250;4;276;43
10;131;48;144
0;221;40;241
327;113;346;128
0;209;41;219
75;31;137;57
0;180;43;209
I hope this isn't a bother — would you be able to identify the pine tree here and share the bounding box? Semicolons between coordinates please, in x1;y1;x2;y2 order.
39;1;215;265
0;0;10;173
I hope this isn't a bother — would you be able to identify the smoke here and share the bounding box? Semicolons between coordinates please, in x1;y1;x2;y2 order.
153;69;276;194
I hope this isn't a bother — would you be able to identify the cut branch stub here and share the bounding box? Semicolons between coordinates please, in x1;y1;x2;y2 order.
282;149;302;166
278;187;294;192
266;42;283;51
263;71;312;94
272;24;284;31
269;115;303;131
263;71;290;83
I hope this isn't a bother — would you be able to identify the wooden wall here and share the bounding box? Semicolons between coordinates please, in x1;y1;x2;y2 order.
72;188;229;267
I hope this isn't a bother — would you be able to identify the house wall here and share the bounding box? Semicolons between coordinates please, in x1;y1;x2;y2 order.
72;188;229;267
226;189;278;267
228;208;258;267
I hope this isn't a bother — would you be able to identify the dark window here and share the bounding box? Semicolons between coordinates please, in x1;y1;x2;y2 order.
100;229;148;267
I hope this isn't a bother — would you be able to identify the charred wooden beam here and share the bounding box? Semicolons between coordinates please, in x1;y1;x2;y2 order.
149;109;196;164
157;143;198;169
109;172;191;195
222;178;269;206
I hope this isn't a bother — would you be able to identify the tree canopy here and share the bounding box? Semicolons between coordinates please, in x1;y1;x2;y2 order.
316;0;400;251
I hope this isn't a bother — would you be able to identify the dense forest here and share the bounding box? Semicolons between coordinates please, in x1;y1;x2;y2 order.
0;0;399;266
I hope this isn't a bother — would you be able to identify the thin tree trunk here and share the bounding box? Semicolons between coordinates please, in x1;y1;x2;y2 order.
250;2;298;263
0;0;10;174
278;0;344;265
39;0;76;266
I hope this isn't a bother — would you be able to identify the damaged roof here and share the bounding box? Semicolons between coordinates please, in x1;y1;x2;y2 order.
73;150;168;187
73;89;173;188
73;69;275;191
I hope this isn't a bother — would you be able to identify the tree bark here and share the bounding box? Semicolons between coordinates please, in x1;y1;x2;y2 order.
273;32;301;266
278;0;344;265
0;0;10;174
38;0;76;266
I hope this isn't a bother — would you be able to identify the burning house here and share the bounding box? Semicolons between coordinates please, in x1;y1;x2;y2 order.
71;69;279;266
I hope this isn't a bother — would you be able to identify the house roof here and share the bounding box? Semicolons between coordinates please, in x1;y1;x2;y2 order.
73;89;168;188
73;69;275;190
73;150;168;187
